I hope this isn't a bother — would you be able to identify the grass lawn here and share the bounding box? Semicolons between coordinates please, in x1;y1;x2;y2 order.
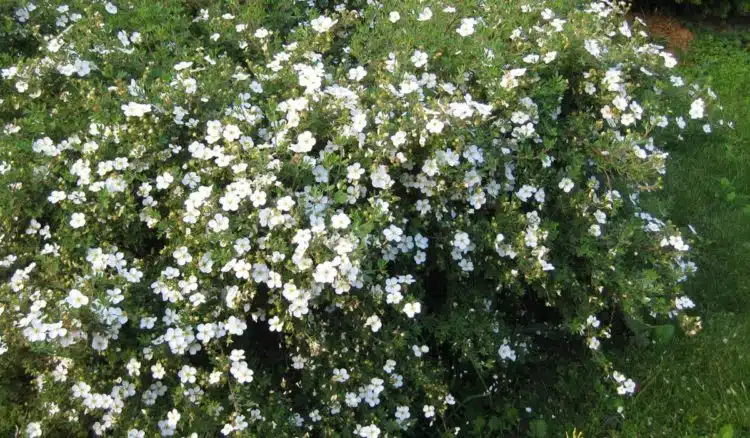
578;24;750;437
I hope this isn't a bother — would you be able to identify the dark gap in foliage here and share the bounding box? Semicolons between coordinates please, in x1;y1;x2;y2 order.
631;0;750;20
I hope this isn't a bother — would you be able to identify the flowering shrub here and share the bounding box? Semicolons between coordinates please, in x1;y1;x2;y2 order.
0;0;723;436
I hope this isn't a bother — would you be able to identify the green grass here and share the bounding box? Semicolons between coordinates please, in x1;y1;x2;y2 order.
615;314;750;436
667;28;750;317
576;26;750;437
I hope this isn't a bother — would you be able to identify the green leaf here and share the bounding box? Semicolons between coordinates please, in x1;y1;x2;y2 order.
624;315;651;347
333;191;349;204
623;314;650;336
473;416;486;434
356;221;374;237
489;415;504;431
718;424;734;438
652;324;676;345
528;419;548;438
644;269;660;282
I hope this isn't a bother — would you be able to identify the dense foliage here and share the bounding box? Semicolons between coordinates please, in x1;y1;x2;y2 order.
0;0;725;436
637;0;750;18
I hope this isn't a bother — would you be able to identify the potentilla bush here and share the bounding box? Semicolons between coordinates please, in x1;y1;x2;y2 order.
0;0;724;436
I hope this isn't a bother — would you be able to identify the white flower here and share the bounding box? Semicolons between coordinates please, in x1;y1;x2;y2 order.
26;423;42;438
589;224;602;237
66;289;89;308
225;316;247;336
395;406;410;421
661;52;677;68
1;68;17;81
311;15;337;33
174;61;193;71
621;113;636;126
371;165;393;189
166;409;181;428
92;333;109;351
615;375;637;395
619;21;632;37
365;315;382;332
292;355;306;370
417;7;433;21
391;130;407;147
423;405;435;418
347;163;365;181
383;224;403;242
173;246;193;266
386;287;403;305
348;66;367;81
331;212;351;229
69;212;86;228
121;102;151;118
689;98;705;119
48;190;66;203
383;359;397;374
268;316;283;332
516;184;537;202
411;50;428;68
276;196;295;211
587;315;601;328
584;39;602;57
498;343;517;361
151;363;166;379
332;368;350;382
426;119;444;134
558;177;574;193
208;213;230;232
291;131;316;153
389;11;400;23
359;425;381;438
403;302;421;318
105;2;118;14
452;231;472;252
223;124;241;141
456;18;477;37
314;261;338;284
178;365;197;384
229;350;245;362
230;361;254;383
675;296;695;310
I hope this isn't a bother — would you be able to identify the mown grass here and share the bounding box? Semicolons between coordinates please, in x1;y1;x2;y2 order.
573;25;750;437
